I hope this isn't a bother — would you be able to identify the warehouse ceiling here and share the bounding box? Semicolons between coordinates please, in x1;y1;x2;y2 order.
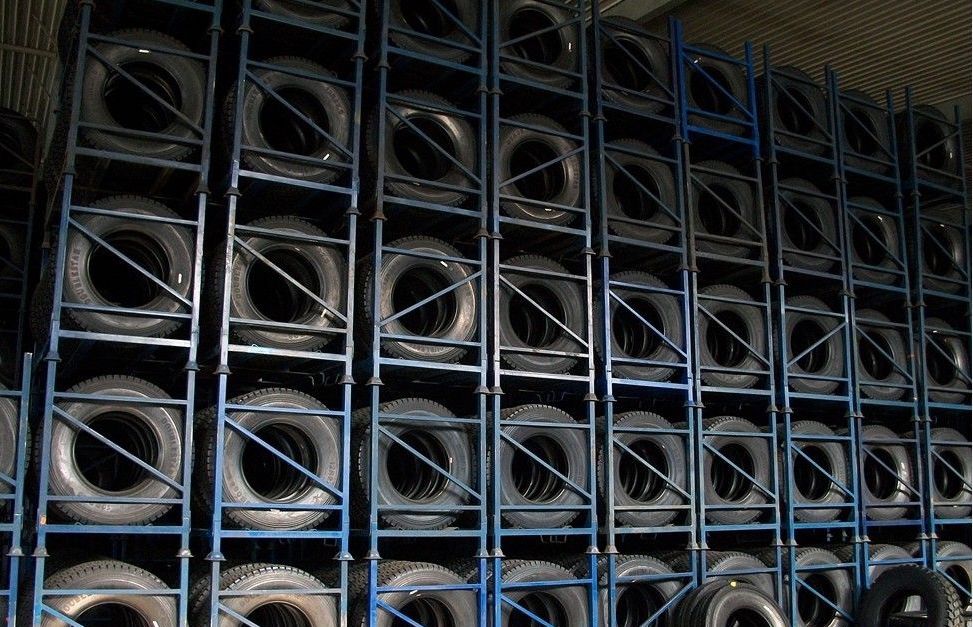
1;0;971;166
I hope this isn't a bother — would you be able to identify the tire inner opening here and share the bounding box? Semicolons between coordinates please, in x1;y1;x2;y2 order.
690;65;735;115
89;231;170;309
511;435;568;503
705;310;750;368
791;319;831;374
926;337;958;386
387;429;451;502
933;450;965;500
392;596;457;627
783;199;824;252
618;439;669;502
851;215;891;266
75;411;158;493
510;139;567;202
797;573;839;627
510;283;566;349
697;183;743;239
241;423;318;502
393;116;456;182
777;87;816;135
613;297;665;359
508;8;563;66
616;583;667;627
604;36;655;92
793;445;834;501
260;86;331;157
864;447;900;500
392;266;458;337
725;608;774;627
711;442;756;502
246;602;314;627
843;107;880;155
922;225;956;277
508;592;569;627
248;249;322;324
614;164;663;222
401;0;461;39
915;120;951;171
104;61;182;133
859;330;895;381
76;602;151;627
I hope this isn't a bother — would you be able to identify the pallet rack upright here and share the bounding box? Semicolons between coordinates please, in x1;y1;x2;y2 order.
672;20;783;602
1;355;31;626
30;0;221;623
361;1;490;624
202;1;365;625
590;9;697;626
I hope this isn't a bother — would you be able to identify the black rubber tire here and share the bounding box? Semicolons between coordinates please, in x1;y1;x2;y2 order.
358;236;478;363
597;17;671;113
599;554;682;627
839;89;892;174
498;404;587;529
848;196;901;284
388;0;478;63
500;560;590;627
784;296;844;395
0;108;36;184
602;271;684;382
928;428;972;519
777;178;838;273
860;424;914;521
599;411;686;528
921;203;967;294
498;255;585;374
685;43;749;135
672;579;723;627
785;547;853;627
857;564;964;627
81;29;205;161
196;562;336;627
934;542;973;611
764;66;829;155
498;0;577;89
371;90;476;207
697;284;766;389
0;386;17;494
58;195;194;338
900;104;961;187
225;216;346;352
498;114;582;225
254;0;351;28
46;375;182;526
42;560;176;627
865;544;917;584
705;552;776;598
197;388;340;532
702;417;770;525
787;420;848;523
603;140;677;244
235;56;350;184
855;309;908;401
353;398;473;531
351;561;478;627
0;222;25;280
690;161;759;258
923;318;971;404
676;580;786;627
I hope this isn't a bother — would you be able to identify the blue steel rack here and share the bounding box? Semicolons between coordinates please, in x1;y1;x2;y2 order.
362;1;490;624
899;87;972;607
1;354;31;626
202;1;364;625
762;51;860;626
489;1;598;625
29;1;220;623
590;9;697;626
672;22;783;604
832;74;927;592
